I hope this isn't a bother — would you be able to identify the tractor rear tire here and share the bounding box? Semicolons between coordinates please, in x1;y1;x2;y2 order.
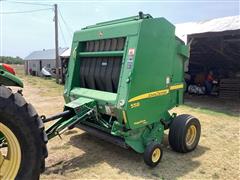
168;114;201;153
0;85;47;180
144;142;163;167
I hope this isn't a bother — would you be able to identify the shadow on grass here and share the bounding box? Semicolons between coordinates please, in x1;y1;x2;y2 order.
184;95;240;117
44;132;209;179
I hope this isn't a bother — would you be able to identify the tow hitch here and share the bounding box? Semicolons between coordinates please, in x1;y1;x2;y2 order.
43;97;96;140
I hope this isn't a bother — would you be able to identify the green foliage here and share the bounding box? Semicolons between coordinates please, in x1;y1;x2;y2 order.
0;56;24;64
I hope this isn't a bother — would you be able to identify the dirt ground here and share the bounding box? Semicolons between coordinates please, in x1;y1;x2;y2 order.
14;66;240;180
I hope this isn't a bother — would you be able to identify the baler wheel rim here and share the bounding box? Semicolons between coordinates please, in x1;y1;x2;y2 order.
151;148;161;163
144;142;163;167
185;125;197;146
0;122;21;180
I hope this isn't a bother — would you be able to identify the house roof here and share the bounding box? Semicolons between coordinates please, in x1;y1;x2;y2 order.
24;48;68;61
175;15;240;43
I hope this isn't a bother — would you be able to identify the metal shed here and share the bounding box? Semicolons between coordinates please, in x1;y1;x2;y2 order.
60;48;71;84
24;48;68;77
176;15;240;99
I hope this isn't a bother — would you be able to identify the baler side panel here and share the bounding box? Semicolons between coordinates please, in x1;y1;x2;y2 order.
169;40;189;106
126;18;178;129
116;35;140;110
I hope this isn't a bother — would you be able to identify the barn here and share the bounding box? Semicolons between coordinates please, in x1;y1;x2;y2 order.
24;48;68;77
176;15;240;100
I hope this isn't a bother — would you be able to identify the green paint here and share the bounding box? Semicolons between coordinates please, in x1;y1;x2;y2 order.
49;13;188;153
79;51;124;57
0;64;23;87
46;97;96;139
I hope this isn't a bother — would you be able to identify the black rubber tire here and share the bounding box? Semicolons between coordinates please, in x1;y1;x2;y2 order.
0;85;48;180
168;114;201;153
144;142;163;167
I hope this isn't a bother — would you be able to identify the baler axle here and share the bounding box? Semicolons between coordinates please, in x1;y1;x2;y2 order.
76;123;128;149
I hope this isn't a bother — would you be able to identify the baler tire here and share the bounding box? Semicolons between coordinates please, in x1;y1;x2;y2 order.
143;142;163;167
168;114;201;153
0;85;47;180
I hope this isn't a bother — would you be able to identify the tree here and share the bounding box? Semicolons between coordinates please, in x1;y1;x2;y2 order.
0;56;24;64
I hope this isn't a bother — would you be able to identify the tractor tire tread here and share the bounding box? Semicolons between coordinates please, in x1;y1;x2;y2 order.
0;85;47;179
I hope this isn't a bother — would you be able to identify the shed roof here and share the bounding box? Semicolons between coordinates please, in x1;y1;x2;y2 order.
175;15;240;43
24;48;68;61
60;48;71;57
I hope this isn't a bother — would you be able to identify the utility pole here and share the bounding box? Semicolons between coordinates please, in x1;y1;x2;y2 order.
54;4;59;83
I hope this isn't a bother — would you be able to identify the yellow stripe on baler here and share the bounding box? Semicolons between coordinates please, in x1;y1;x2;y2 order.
128;89;169;102
128;83;184;102
169;83;184;90
122;110;127;124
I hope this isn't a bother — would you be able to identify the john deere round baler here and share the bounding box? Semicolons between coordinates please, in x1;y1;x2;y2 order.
46;12;201;167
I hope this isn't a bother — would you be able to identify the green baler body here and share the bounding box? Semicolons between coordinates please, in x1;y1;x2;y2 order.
63;14;189;153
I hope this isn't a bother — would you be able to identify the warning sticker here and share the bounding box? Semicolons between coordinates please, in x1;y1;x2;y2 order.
128;48;135;56
128;48;135;61
127;62;133;69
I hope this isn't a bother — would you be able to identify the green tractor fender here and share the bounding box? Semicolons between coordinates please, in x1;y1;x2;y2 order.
0;63;23;148
0;64;23;87
0;63;23;141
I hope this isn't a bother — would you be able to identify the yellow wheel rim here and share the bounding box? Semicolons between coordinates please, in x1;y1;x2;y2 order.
185;125;197;146
0;122;21;180
151;148;161;163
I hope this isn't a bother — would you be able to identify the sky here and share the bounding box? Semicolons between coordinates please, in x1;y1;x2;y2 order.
0;0;239;58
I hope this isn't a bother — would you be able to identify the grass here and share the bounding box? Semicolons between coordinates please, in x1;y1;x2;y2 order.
13;64;25;78
25;76;64;96
13;65;64;97
180;104;239;118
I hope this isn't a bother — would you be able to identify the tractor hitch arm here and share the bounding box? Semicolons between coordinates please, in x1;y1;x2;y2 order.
45;97;96;140
41;110;72;123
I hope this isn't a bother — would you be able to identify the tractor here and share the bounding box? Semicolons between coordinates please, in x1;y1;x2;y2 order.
0;12;201;180
0;64;47;179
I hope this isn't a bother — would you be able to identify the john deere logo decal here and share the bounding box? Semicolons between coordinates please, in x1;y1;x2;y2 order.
99;32;103;37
